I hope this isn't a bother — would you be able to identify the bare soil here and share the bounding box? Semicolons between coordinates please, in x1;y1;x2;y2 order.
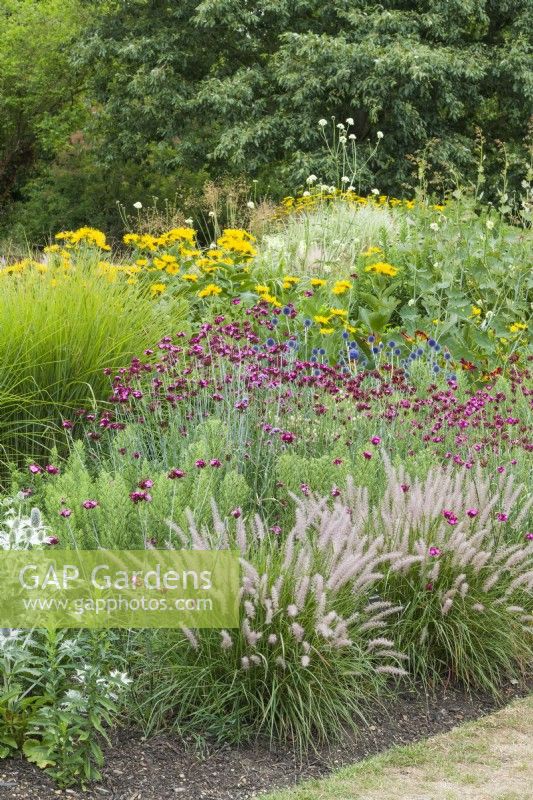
0;683;528;800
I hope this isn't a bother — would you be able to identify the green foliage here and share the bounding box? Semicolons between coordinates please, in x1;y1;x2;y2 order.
0;629;128;787
256;193;532;368
74;0;532;197
2;0;531;236
0;258;185;469
0;0;87;211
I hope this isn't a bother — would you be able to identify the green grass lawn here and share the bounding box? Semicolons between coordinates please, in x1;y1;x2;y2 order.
264;695;533;800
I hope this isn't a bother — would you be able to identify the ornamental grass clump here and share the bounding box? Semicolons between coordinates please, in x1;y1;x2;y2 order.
329;460;533;692
0;256;184;469
131;498;406;748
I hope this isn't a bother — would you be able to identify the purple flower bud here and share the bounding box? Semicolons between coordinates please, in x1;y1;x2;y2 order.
129;490;152;504
82;500;98;509
59;508;72;518
280;431;295;443
168;469;185;479
442;510;458;525
28;463;42;475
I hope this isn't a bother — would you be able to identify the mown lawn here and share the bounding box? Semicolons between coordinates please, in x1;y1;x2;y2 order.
264;695;533;800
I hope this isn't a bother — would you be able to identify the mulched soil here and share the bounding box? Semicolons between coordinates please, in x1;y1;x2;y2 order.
0;682;528;800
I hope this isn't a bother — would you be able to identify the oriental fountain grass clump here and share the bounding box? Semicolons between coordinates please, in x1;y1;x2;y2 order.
321;460;532;693
122;462;530;746
128;497;407;748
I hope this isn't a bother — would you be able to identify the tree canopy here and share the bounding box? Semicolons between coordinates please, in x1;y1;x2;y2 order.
1;0;531;239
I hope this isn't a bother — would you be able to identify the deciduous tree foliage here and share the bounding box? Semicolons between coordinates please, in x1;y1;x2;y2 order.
78;0;532;192
1;0;531;239
0;0;87;211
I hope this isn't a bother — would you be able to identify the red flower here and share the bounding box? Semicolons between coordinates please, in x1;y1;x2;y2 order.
168;469;185;479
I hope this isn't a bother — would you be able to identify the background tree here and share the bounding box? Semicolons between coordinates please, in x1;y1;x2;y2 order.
1;0;531;241
0;0;87;217
77;0;531;191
